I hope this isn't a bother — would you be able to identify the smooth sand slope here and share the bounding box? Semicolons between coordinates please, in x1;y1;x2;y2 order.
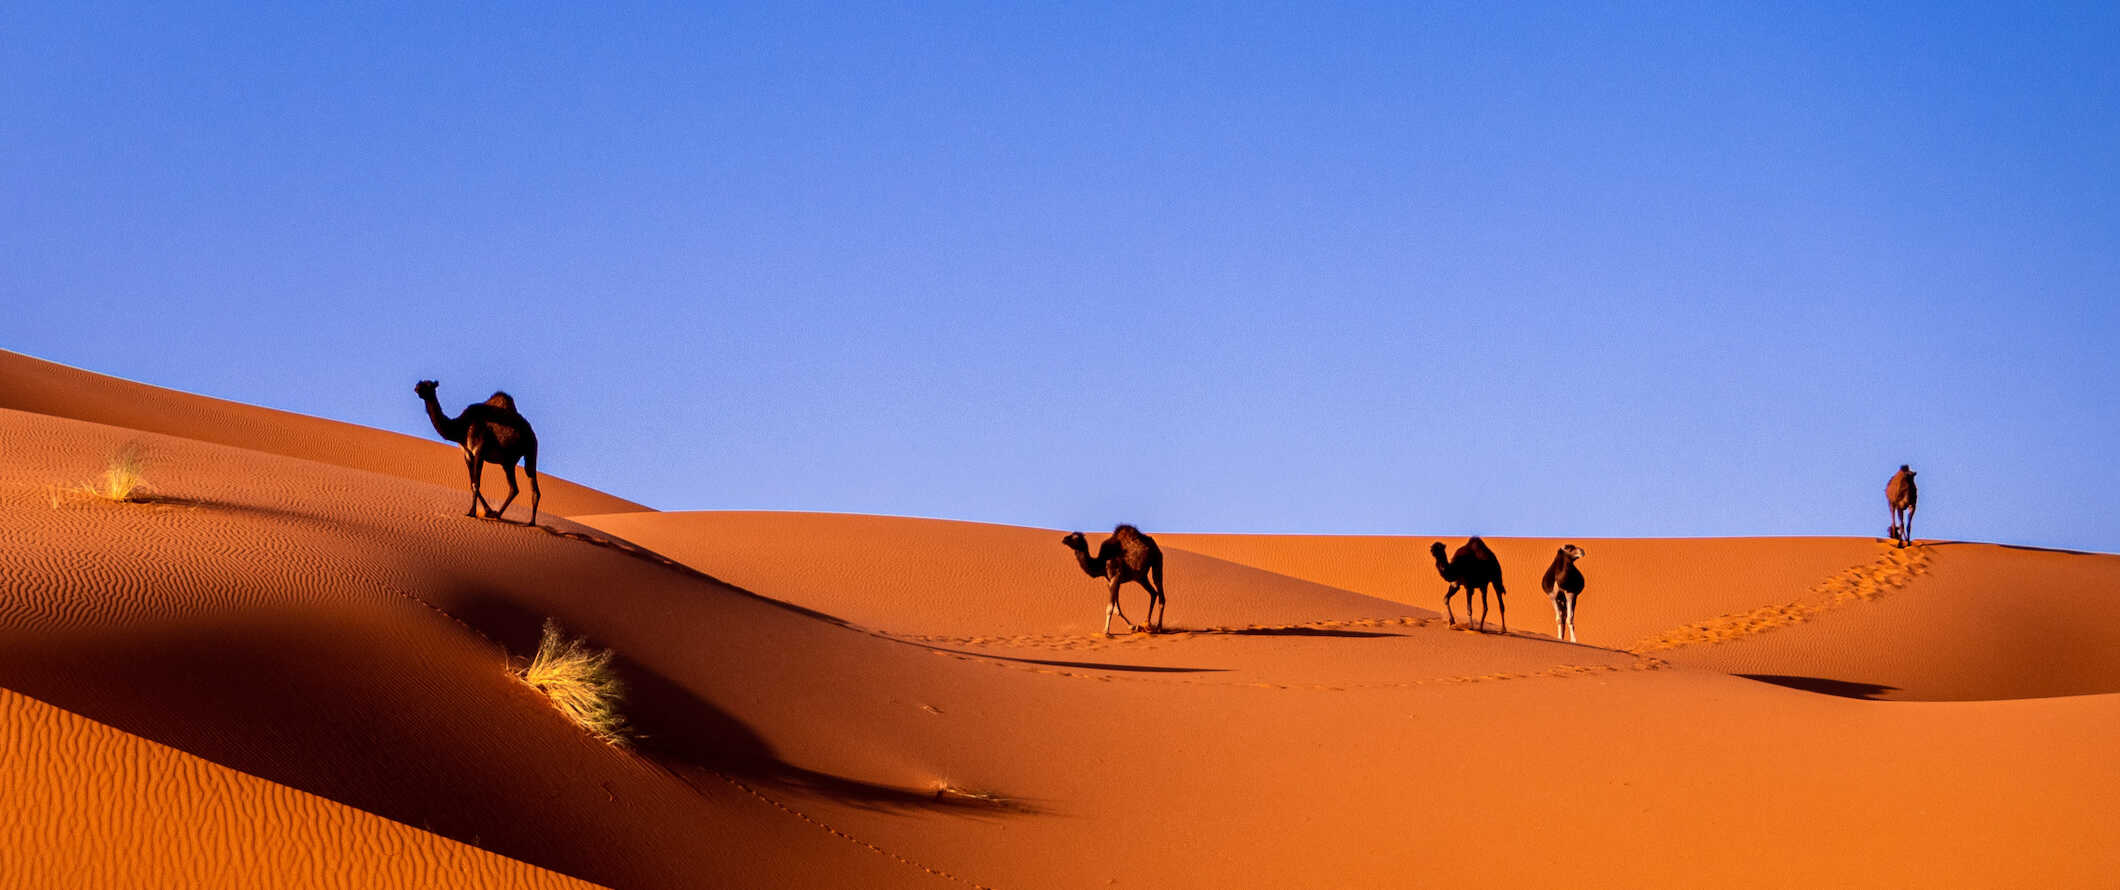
0;349;644;517
4;352;2119;888
571;511;1437;638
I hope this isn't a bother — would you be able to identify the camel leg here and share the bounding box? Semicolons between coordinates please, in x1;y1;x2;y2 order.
1496;587;1506;634
1140;585;1163;634
489;462;520;520
1569;593;1580;643
464;455;489;517
1554;596;1566;641
1443;585;1459;627
524;451;541;527
1106;578;1135;635
1475;587;1488;632
1149;561;1166;632
1904;506;1914;547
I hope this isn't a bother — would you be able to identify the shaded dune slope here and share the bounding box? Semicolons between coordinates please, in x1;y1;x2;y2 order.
0;688;596;889
5;352;2120;888
0;349;643;516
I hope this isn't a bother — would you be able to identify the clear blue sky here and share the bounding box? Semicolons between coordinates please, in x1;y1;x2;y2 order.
6;3;2117;551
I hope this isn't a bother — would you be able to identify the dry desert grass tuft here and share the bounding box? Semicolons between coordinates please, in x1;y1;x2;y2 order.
50;443;152;506
518;620;627;745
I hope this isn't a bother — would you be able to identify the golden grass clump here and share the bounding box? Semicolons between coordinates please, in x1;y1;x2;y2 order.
518;619;627;745
51;444;152;506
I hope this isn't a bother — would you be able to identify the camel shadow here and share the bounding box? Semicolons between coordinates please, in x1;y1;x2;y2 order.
1171;626;1404;639
910;643;1226;674
449;593;1038;816
1736;673;1900;701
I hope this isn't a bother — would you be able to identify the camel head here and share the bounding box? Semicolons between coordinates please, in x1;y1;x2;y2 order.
1561;544;1586;561
1429;541;1448;561
414;380;440;399
1059;532;1089;553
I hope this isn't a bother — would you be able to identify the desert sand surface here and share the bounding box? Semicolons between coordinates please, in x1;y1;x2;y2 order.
0;350;644;517
0;687;594;889
4;352;2118;888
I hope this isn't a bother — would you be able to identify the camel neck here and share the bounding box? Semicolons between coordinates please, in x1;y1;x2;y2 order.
422;395;466;443
1070;547;1106;578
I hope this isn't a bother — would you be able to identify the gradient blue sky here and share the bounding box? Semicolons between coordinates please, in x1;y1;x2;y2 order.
6;3;2117;550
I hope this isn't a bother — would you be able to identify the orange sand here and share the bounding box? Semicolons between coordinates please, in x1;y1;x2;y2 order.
3;350;2116;888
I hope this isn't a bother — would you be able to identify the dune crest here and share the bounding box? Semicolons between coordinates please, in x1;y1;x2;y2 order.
4;353;2119;887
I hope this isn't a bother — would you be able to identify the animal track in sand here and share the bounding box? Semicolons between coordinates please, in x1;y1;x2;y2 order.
1624;544;1933;654
897;618;1665;691
894;616;1439;653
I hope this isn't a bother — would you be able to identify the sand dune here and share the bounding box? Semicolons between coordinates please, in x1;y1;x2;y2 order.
1157;533;1885;647
4;352;2118;888
572;510;1434;638
0;349;643;517
0;688;595;889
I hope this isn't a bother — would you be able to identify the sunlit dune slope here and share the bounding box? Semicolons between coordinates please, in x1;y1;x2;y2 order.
0;349;643;516
0;408;953;889
571;510;1432;639
1639;542;2120;701
0;688;598;889
1158;533;1881;646
1168;532;2120;701
6;361;2120;887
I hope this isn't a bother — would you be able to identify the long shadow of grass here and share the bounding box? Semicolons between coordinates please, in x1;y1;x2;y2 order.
452;593;1038;816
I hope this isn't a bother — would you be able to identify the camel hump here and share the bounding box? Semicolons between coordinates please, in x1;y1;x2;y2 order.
484;391;517;411
1111;523;1150;543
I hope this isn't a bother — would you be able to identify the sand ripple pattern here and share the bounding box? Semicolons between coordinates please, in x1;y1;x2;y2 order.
1625;544;1933;654
0;688;592;889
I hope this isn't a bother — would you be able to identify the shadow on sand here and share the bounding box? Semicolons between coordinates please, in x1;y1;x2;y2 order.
451;593;1039;816
1737;673;1900;701
1172;626;1405;639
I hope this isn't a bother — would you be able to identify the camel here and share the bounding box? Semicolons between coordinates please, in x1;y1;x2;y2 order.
1886;464;1918;548
1431;537;1506;632
415;380;540;525
1540;544;1586;642
1061;524;1166;635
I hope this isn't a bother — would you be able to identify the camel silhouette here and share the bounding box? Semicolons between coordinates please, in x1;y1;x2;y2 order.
415;380;540;525
1540;544;1586;642
1061;524;1167;635
1431;537;1506;632
1886;465;1918;548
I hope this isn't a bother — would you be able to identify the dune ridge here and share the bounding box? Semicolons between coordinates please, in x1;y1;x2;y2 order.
3;351;2118;887
0;349;644;517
